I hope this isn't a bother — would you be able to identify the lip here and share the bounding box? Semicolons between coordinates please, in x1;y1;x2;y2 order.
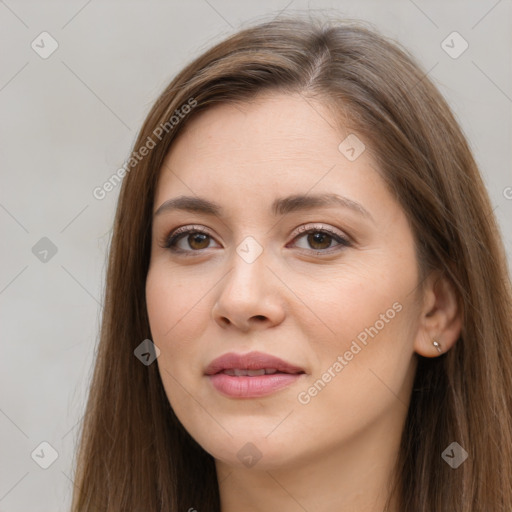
205;351;305;375
205;351;306;398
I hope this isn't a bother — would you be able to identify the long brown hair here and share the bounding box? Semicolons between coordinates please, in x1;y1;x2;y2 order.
70;14;512;511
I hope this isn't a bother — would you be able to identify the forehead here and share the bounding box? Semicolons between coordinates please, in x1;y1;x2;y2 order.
154;93;388;218
171;93;342;160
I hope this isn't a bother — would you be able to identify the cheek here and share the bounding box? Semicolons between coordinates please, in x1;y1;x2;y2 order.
145;262;213;389
297;253;416;354
146;263;203;340
145;265;204;414
295;245;419;402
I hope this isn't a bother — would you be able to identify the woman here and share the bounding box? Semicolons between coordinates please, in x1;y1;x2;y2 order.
71;14;512;512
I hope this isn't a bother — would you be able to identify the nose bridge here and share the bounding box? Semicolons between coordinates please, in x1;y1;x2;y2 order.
212;233;285;329
224;234;268;299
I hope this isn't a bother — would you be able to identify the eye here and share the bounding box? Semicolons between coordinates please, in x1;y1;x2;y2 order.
162;225;220;254
288;224;351;254
161;223;352;256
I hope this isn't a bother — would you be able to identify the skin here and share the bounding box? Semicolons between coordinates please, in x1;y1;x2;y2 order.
145;93;461;512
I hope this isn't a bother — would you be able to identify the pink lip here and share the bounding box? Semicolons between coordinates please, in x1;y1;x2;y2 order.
204;351;306;399
208;373;304;398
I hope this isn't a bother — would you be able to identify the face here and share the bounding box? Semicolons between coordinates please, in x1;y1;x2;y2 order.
146;93;423;472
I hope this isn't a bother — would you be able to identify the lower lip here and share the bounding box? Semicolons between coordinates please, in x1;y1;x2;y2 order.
207;372;304;398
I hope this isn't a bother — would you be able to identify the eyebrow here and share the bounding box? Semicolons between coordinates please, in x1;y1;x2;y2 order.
153;193;374;222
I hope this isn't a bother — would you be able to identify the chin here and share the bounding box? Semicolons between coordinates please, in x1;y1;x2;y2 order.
194;430;300;471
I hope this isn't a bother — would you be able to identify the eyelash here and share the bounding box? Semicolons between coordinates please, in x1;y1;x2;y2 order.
161;223;352;256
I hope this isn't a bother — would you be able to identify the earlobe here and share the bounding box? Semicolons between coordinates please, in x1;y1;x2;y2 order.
416;333;448;358
414;271;462;358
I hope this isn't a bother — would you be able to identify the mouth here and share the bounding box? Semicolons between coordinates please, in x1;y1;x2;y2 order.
204;351;306;398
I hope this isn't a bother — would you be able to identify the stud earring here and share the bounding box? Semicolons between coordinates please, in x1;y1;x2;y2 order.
432;337;442;353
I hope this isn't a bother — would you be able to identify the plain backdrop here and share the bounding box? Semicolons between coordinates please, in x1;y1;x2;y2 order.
0;1;511;510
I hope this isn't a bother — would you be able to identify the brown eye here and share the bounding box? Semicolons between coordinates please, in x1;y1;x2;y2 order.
291;226;351;253
163;226;220;254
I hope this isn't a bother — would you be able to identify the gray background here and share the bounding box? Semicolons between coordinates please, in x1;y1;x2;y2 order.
0;1;510;510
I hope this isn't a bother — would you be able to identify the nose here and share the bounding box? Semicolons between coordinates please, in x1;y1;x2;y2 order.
211;248;286;332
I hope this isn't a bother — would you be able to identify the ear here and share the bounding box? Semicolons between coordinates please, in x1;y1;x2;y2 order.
414;270;462;358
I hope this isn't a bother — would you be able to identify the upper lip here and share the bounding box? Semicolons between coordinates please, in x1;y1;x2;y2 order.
204;351;306;375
